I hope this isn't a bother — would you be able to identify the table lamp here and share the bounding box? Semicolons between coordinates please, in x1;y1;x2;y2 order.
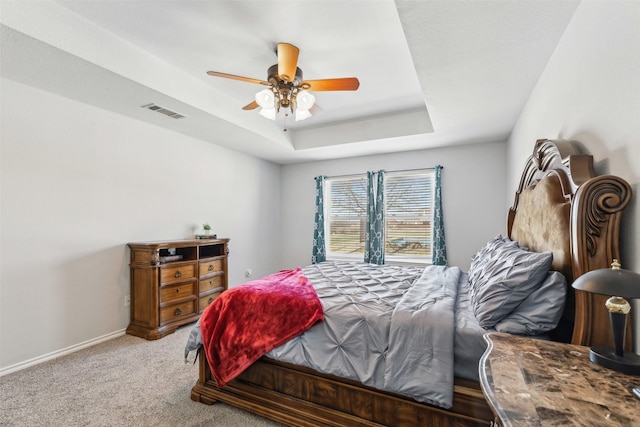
572;259;640;375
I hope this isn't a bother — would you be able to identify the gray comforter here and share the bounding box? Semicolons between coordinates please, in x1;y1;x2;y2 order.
186;261;485;409
266;261;464;408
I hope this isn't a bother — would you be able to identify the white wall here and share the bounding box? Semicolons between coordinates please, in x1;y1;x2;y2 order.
280;141;507;271
0;79;281;371
508;0;640;349
5;0;637;372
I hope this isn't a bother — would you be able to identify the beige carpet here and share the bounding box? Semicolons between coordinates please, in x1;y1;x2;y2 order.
0;324;282;427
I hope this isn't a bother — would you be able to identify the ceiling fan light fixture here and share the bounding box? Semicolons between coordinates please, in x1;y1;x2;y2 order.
207;42;359;125
295;109;312;122
259;107;276;120
255;89;275;109
296;90;315;110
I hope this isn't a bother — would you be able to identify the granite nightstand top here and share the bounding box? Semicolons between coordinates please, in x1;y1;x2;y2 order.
479;332;640;426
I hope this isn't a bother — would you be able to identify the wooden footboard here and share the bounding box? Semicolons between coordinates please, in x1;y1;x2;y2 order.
191;348;493;427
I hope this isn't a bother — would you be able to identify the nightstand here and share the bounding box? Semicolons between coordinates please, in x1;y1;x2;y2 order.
479;332;640;426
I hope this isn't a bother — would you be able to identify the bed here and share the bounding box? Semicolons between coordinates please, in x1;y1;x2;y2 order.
187;139;632;426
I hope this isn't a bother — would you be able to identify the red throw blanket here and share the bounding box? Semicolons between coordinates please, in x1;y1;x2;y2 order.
200;268;324;388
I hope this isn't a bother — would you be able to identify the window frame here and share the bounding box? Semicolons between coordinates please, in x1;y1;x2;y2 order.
383;169;434;265
324;175;369;261
323;169;435;265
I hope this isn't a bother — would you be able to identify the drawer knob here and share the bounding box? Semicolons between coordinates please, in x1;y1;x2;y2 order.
174;308;182;316
175;270;182;278
176;288;179;293
208;297;214;303
208;265;214;271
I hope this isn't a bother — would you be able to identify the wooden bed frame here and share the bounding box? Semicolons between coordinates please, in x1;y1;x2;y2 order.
191;139;632;426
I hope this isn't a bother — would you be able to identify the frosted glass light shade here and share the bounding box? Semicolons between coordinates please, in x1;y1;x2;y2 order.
295;109;312;121
259;108;276;120
255;89;275;108
296;90;315;110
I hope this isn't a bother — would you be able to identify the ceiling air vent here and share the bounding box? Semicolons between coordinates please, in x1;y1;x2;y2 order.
141;103;186;119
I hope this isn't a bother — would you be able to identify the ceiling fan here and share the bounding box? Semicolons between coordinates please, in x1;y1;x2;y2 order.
206;43;360;124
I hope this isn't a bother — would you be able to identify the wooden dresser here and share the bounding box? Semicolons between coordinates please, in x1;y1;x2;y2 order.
126;238;229;340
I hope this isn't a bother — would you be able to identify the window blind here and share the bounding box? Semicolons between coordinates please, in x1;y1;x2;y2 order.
326;176;367;255
384;171;433;258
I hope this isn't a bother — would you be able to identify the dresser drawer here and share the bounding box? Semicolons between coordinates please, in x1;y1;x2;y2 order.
199;291;223;311
160;300;196;324
160;281;196;304
199;259;223;277
160;264;196;284
200;275;222;293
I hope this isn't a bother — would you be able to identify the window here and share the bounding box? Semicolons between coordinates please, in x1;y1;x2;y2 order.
384;170;433;261
325;169;434;262
326;176;368;257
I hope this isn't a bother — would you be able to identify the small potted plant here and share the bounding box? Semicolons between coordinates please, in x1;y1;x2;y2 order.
203;223;211;236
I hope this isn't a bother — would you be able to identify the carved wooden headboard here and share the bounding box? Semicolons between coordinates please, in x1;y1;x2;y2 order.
507;139;632;348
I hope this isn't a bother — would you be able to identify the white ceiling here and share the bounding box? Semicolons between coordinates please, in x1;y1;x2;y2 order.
0;0;580;164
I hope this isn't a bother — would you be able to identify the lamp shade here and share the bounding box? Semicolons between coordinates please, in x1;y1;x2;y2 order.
571;260;640;375
296;90;315;110
255;89;275;109
572;262;640;298
295;109;312;121
258;108;276;120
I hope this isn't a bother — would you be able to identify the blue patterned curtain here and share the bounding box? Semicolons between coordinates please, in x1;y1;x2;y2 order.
375;170;385;264
364;172;374;263
365;170;385;264
432;165;447;265
311;176;327;264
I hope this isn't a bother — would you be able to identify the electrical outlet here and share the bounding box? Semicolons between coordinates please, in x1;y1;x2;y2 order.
245;269;252;278
124;295;130;306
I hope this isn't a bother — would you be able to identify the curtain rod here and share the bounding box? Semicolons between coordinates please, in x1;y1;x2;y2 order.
321;166;441;180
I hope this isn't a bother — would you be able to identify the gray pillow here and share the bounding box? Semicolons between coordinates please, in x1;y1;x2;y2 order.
494;271;567;335
467;235;517;292
468;240;553;328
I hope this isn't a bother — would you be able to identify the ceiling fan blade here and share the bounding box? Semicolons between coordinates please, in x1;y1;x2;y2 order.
277;43;300;83
300;77;360;91
207;71;269;86
242;100;259;110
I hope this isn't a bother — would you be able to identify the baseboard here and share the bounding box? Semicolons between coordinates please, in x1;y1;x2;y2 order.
0;329;126;377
